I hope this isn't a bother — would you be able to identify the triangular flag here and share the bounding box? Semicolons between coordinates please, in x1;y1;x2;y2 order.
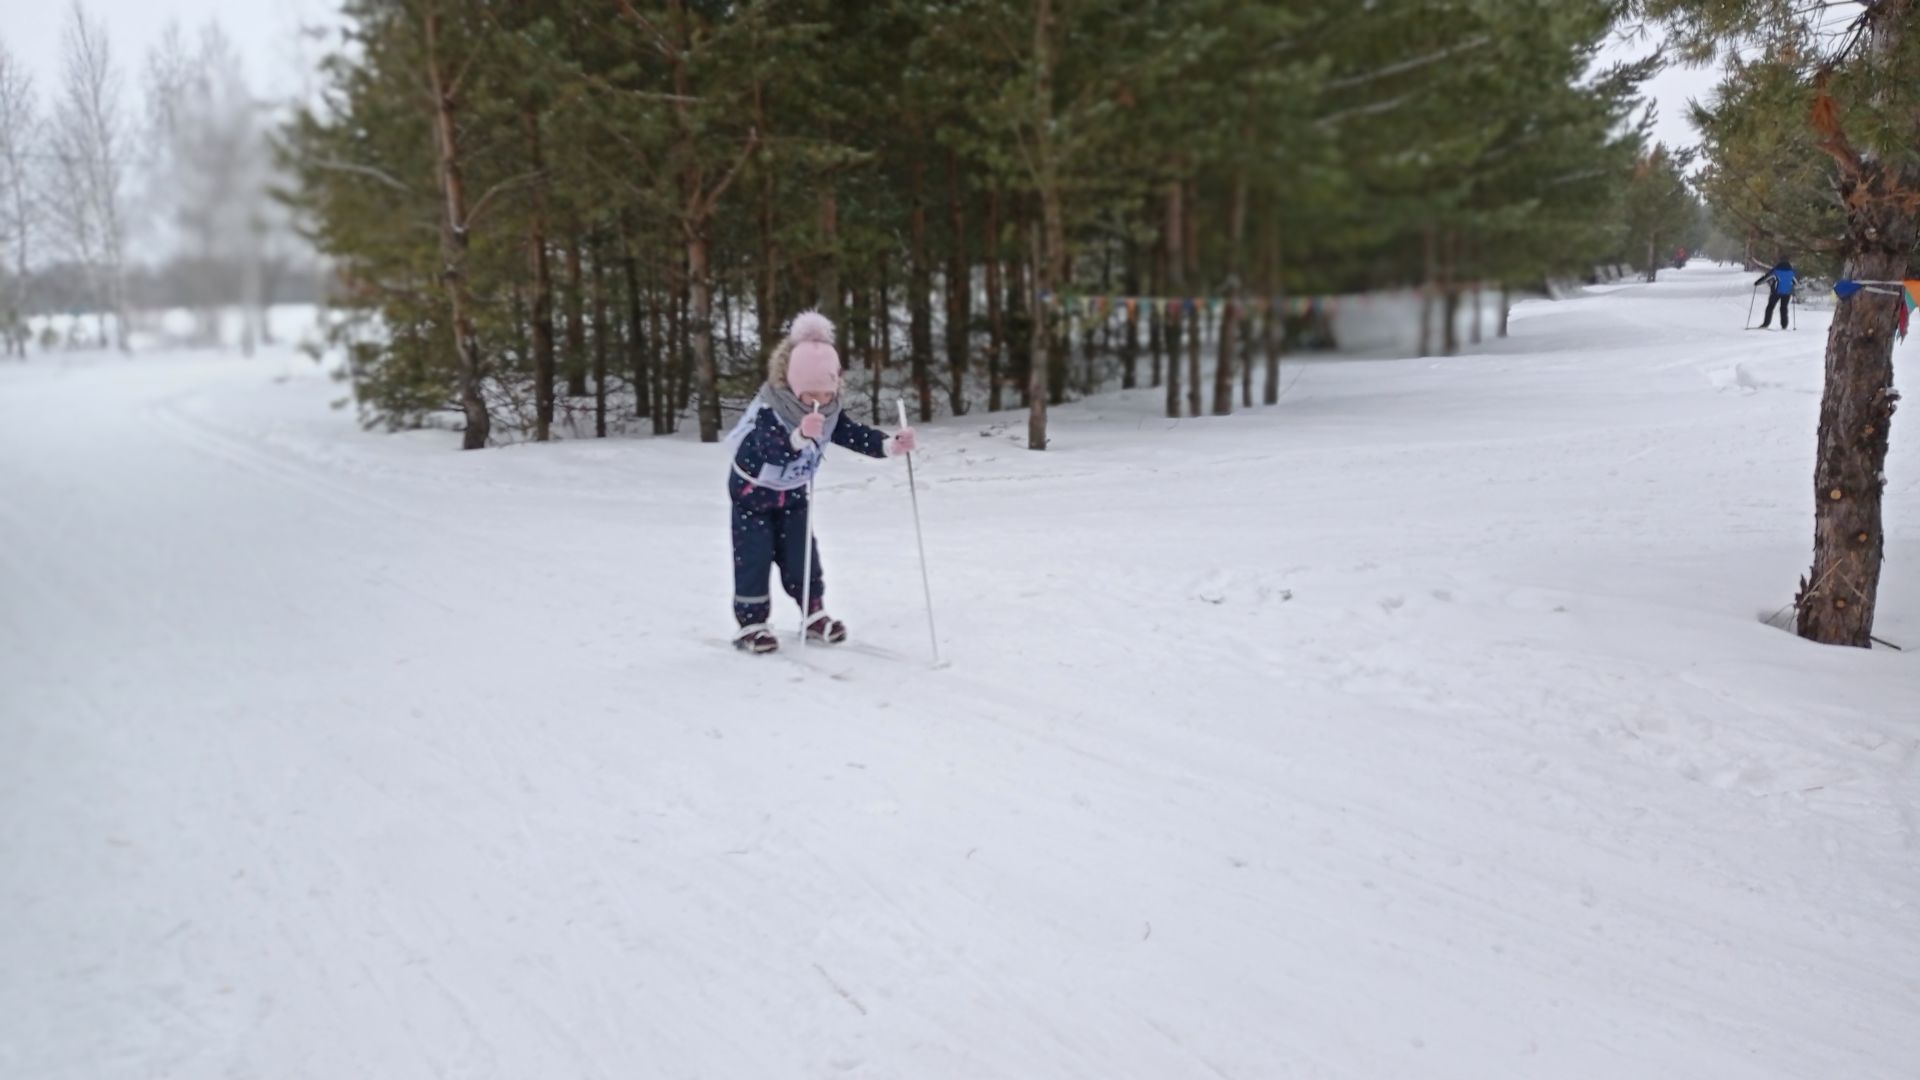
1834;280;1865;299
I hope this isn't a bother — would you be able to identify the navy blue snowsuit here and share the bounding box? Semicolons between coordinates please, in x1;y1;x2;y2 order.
728;405;889;628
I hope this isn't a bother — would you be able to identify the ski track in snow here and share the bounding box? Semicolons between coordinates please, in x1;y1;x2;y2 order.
1;265;1916;1079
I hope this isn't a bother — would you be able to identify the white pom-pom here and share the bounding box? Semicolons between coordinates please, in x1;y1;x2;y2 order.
788;310;835;346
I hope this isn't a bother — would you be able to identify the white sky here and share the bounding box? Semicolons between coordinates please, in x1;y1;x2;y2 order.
2;0;343;107
1599;27;1722;154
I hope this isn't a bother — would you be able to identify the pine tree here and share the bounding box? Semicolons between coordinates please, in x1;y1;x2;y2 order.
1638;0;1918;647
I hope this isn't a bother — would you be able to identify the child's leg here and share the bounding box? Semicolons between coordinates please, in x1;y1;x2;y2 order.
732;502;777;628
771;500;826;612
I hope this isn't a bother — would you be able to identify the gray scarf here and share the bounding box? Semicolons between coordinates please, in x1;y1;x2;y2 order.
762;379;843;442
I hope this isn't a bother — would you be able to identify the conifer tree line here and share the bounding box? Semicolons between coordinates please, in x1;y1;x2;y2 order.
283;0;1663;450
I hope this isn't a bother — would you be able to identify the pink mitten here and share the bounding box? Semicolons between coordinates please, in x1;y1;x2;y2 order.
798;410;827;442
890;426;918;455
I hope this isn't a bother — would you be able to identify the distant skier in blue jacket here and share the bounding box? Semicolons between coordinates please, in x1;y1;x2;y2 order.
1754;259;1796;329
725;311;918;654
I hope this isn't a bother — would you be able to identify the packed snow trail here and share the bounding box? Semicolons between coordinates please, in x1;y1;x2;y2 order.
2;266;1916;1079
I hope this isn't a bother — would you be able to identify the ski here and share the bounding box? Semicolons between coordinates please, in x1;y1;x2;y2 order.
705;637;853;679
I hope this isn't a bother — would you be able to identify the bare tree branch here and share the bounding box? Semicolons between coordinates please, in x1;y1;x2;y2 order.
1325;34;1495;91
309;157;417;196
467;168;545;228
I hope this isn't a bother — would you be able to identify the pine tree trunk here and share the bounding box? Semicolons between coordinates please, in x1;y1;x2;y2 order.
1262;211;1280;406
565;235;588;397
1185;186;1202;419
946;149;969;416
524;106;557;442
1009;234;1030;408
1795;159;1915;646
1122;240;1140;390
1212;299;1237;417
592;238;610;438
687;225;720;441
1471;278;1483;346
1030;0;1060;451
1026;216;1048;450
874;251;890;420
1044;209;1075;407
1078;299;1096;397
1094;248;1112;391
425;9;490;450
1419;226;1436;358
1262;303;1280;405
672;268;690;425
1186;304;1203;418
758;173;779;349
1442;232;1461;357
850;279;870;410
1047;325;1068;405
910;157;934;423
986;188;1005;412
1499;285;1511;338
644;259;664;433
1150;237;1165;389
1240;300;1255;408
1164;183;1183;418
622;232;650;424
1212;169;1247;416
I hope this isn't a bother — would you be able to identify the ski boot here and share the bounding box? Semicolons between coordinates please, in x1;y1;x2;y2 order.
804;607;848;645
733;623;779;654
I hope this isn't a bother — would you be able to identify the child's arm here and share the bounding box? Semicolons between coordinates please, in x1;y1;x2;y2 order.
831;414;893;459
737;409;803;473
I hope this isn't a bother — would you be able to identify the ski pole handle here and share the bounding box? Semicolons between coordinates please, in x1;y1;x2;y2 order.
896;398;909;439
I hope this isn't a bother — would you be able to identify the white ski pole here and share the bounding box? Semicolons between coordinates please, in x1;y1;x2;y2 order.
897;399;940;666
799;402;820;647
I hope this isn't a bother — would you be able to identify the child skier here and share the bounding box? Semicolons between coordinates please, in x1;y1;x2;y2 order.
1754;258;1797;329
726;311;918;654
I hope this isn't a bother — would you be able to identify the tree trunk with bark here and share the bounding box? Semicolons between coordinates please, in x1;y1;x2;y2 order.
1795;163;1915;645
565;235;588;396
910;156;934;422
1164;183;1183;418
425;8;490;449
523;105;557;441
1212;169;1247;416
985;188;1005;412
945;149;970;415
592;237;610;438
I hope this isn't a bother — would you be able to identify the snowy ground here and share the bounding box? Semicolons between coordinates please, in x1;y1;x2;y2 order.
2;264;1916;1079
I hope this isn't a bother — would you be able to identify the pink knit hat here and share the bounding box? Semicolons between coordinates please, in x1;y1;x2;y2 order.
784;311;841;396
